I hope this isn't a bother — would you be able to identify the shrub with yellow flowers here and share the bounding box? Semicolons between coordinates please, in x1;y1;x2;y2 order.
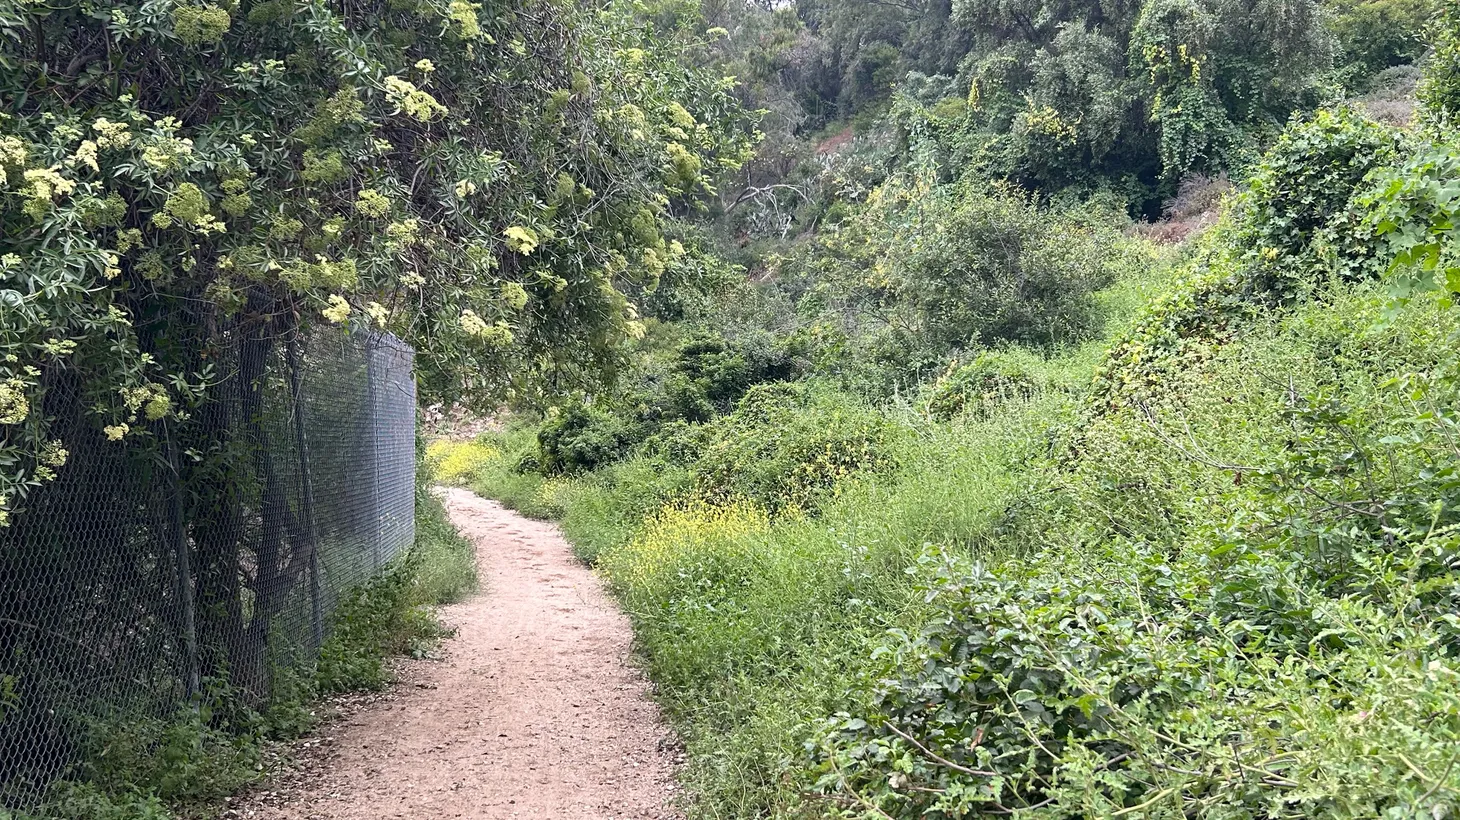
0;0;757;525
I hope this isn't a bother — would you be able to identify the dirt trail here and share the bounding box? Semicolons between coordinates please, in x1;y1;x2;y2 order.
237;488;681;819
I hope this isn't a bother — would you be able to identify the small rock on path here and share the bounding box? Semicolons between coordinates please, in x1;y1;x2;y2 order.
234;487;681;819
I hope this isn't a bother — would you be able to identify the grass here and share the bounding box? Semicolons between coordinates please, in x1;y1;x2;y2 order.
443;364;1090;815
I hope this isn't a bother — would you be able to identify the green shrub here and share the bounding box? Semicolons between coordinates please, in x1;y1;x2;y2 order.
924;350;1046;420
1;782;171;820
1092;108;1401;412
410;483;478;606
1420;2;1460;124
72;688;260;808
664;334;755;422
1357;137;1460;302
1229;107;1399;293
891;186;1124;352
315;552;452;694
693;384;903;514
809;279;1460;817
536;403;636;476
1328;0;1434;77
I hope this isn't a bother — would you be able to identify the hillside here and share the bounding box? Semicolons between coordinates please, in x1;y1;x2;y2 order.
434;5;1460;817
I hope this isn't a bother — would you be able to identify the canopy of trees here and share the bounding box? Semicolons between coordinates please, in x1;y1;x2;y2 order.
0;0;757;524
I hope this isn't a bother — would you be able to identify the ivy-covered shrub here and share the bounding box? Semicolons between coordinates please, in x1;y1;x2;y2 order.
1091;108;1400;412
924;350;1045;420
1228;107;1399;295
812;536;1460;816
536;403;636;476
693;383;901;513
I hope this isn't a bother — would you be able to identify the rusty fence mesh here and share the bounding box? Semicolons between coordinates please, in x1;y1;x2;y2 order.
0;329;416;814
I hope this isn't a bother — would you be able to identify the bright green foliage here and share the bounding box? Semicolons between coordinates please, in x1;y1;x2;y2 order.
0;782;172;819
762;179;1146;399
692;383;899;513
663;332;798;422
459;69;1460;816
810;282;1460;817
1092;107;1399;411
888;184;1125;350
1229;108;1399;292
1362;141;1460;303
537;403;637;476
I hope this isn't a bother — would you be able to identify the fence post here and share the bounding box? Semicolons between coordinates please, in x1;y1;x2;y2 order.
287;338;325;651
165;421;202;701
366;337;384;569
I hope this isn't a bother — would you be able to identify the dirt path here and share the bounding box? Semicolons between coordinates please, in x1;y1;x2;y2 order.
235;488;682;819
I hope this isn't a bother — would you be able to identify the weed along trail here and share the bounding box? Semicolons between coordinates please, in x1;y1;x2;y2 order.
241;487;681;820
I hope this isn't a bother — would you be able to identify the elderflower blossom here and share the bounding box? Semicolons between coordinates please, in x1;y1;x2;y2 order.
104;423;129;441
91;117;131;150
40;440;67;468
0;378;28;425
322;294;351;324
74;140;99;172
459;309;489;336
24;167;76;201
0;136;26;169
503;225;538;254
365;301;389;326
383;76;447;121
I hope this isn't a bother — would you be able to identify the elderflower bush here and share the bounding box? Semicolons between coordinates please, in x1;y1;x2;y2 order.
0;0;756;524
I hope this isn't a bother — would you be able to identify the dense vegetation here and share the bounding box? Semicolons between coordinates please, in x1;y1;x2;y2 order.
0;0;752;526
6;0;1459;814
0;0;739;813
434;2;1460;817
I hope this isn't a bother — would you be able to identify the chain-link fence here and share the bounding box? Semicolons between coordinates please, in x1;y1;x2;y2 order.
0;328;416;813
